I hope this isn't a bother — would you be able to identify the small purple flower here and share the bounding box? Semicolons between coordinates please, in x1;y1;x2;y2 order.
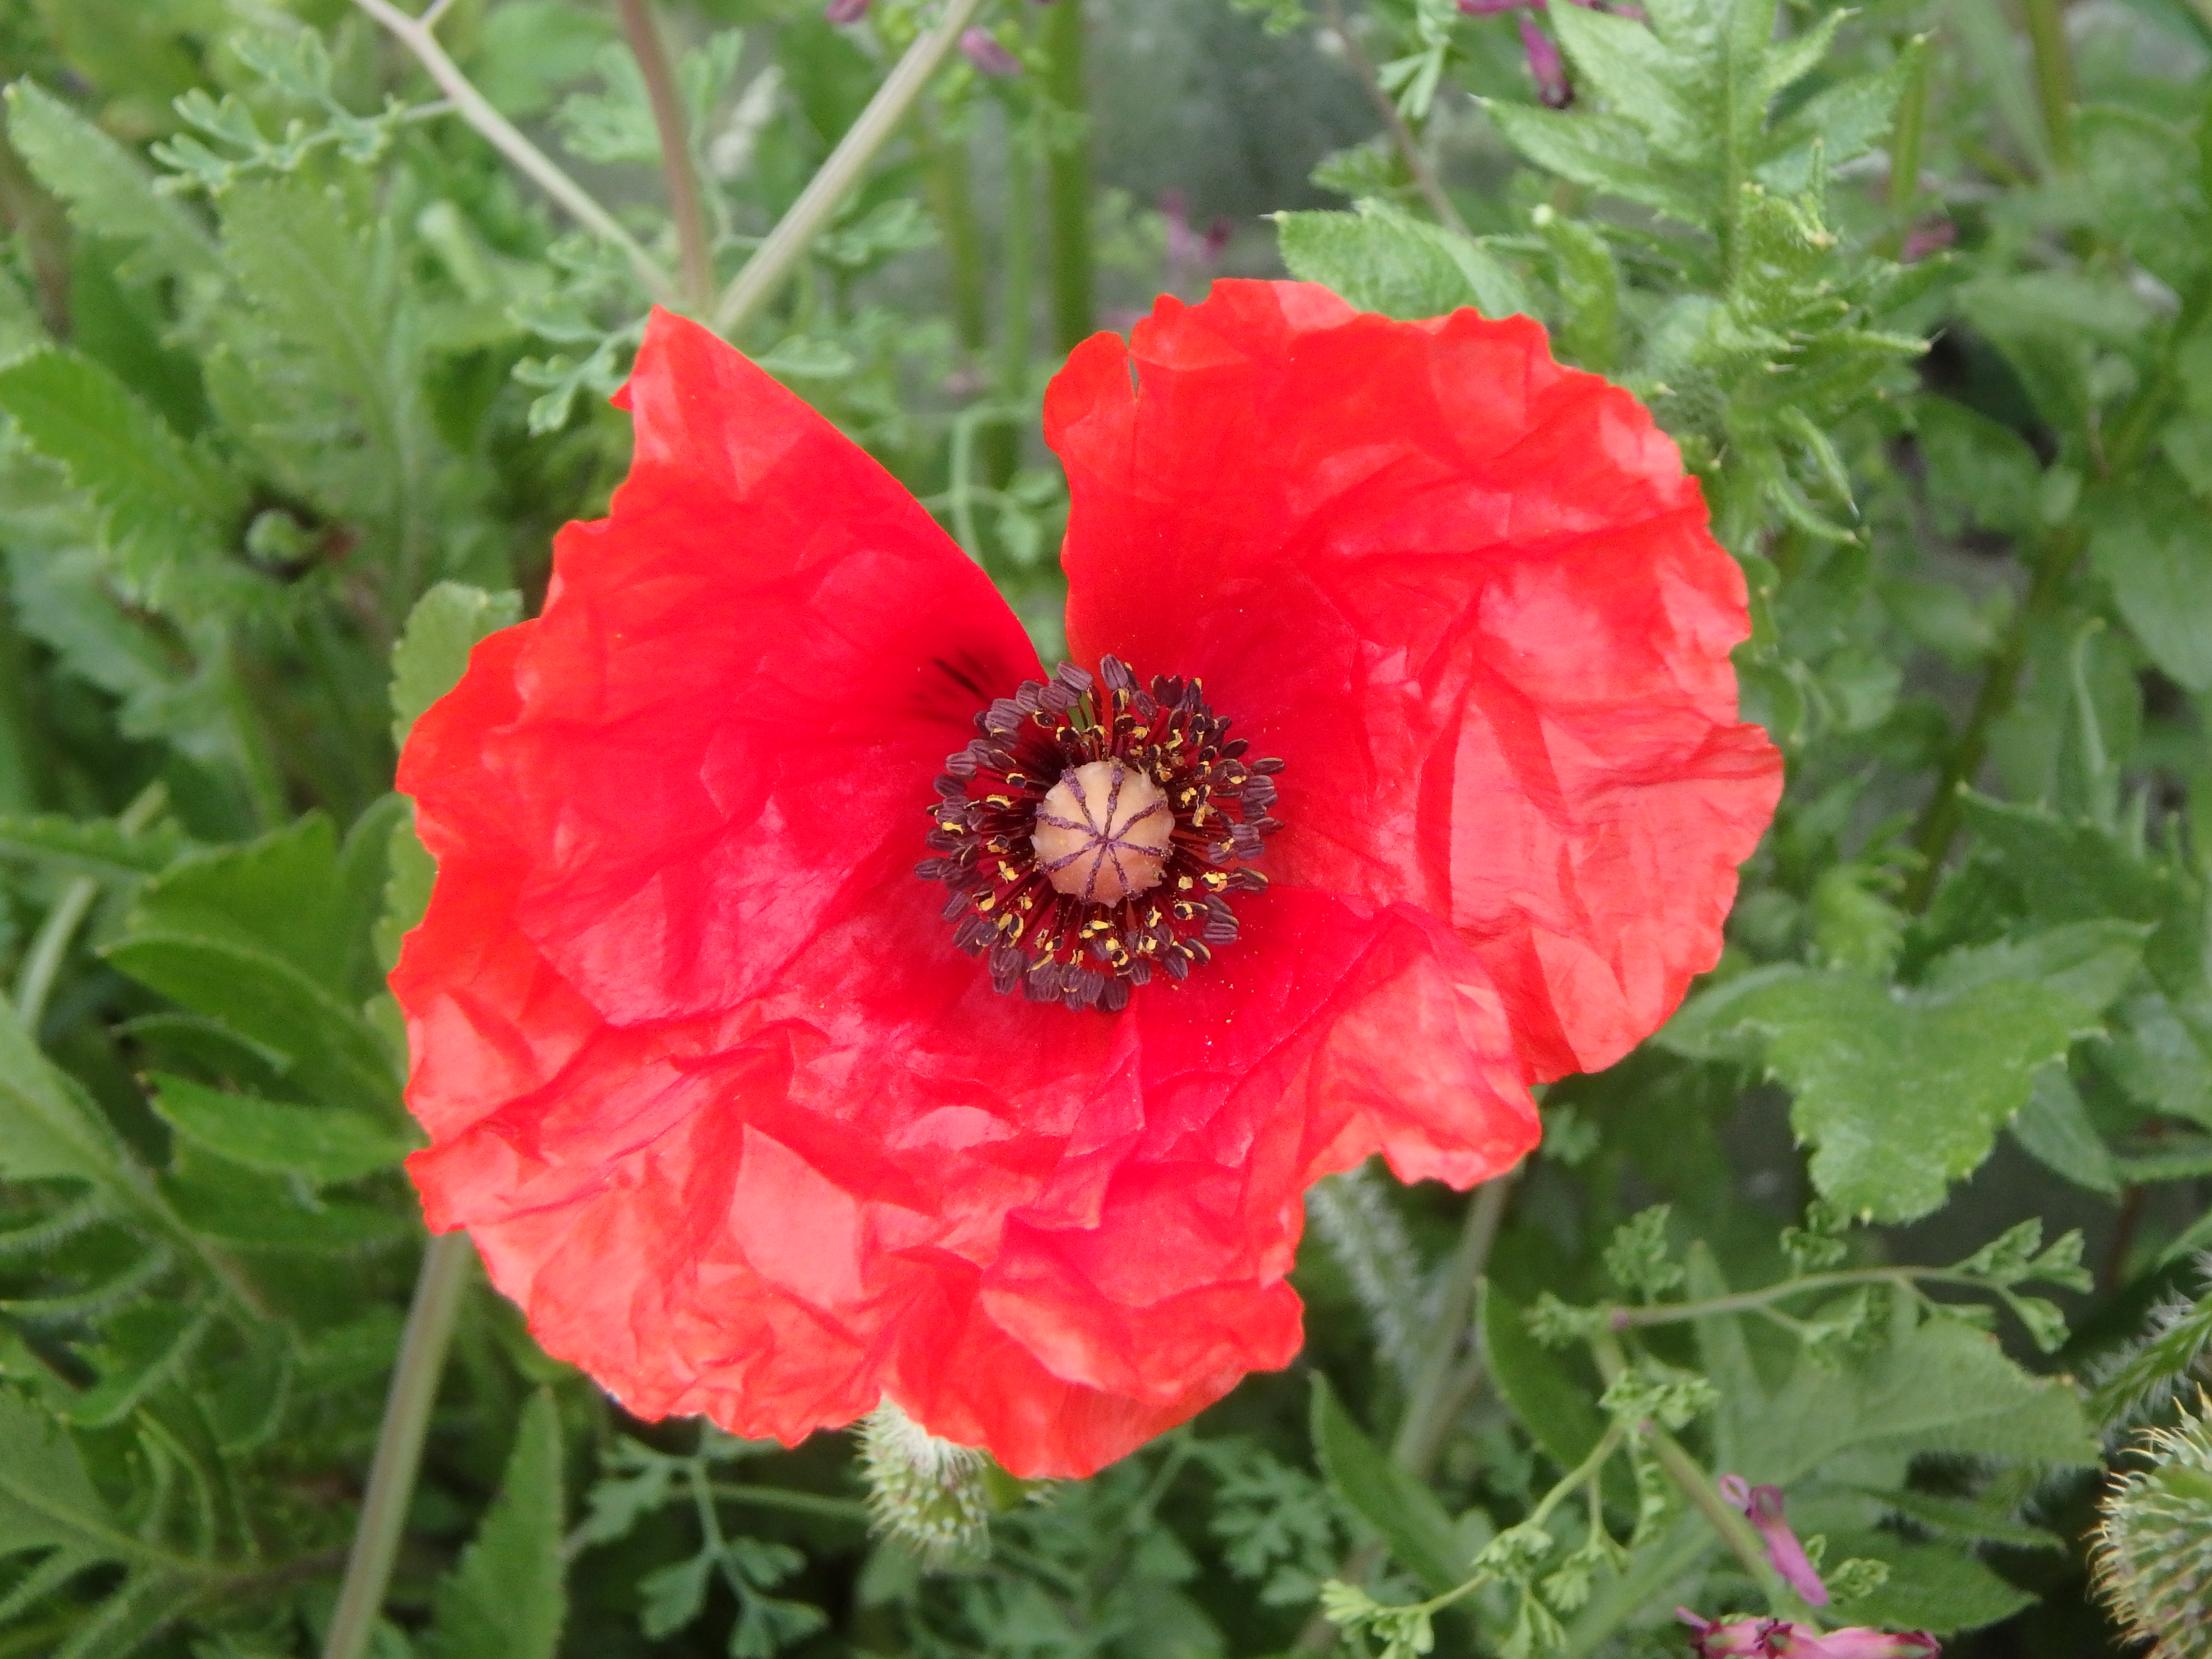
959;27;1023;77
824;0;870;23
1717;1475;1829;1607
1518;15;1572;107
1900;218;1956;263
1676;1611;1939;1659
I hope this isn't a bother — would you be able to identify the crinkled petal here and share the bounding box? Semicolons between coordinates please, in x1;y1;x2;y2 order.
396;308;1535;1478
1048;281;1782;1082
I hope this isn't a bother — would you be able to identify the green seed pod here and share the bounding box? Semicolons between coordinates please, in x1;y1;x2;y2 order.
2095;1391;2212;1656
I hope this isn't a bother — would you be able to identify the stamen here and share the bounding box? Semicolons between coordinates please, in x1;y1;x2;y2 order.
918;655;1284;1010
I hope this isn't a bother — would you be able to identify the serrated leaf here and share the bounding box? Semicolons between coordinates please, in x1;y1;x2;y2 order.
105;817;400;1116
390;583;523;749
1484;103;1709;226
149;1072;414;1183
1729;1312;2099;1480
1856;1486;2062;1549
423;1390;566;1659
1665;965;2089;1222
3;80;221;291
164;1153;409;1256
214;179;439;584
1310;1373;1466;1596
1921;919;2150;1017
0;349;252;616
1276;200;1530;321
1548;4;1701;162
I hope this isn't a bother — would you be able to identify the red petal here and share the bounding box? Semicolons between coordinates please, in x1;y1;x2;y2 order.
482;306;1042;1026
1049;281;1782;1082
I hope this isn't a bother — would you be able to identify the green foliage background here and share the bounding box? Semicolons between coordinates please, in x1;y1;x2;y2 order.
0;0;2205;1653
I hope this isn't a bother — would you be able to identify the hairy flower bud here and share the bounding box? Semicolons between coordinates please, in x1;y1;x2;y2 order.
2095;1391;2212;1656
857;1400;991;1561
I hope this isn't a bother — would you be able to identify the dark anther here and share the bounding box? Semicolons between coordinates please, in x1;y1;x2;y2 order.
1251;756;1286;775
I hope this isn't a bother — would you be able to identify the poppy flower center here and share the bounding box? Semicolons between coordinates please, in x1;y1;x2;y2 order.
917;655;1284;1011
1033;760;1174;903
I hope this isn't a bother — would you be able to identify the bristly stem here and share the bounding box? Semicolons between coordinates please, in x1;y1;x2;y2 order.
710;0;992;337
346;0;677;303
321;1232;476;1659
1324;0;1470;235
617;0;715;308
1041;0;1095;352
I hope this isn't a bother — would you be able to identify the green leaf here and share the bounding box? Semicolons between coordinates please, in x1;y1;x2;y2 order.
104;817;400;1115
2009;1068;2121;1196
0;1387;114;1555
1481;1282;1607;1471
212;179;439;582
1856;1487;2063;1550
0;349;251;615
1663;965;2090;1222
149;1072;414;1183
65;1303;212;1427
1916;397;2042;538
2088;467;2212;692
1483;103;1708;227
3;80;221;291
163;1152;410;1256
1921;919;2150;1017
1276;199;1531;321
1548;4;1701;162
390;582;523;749
0;809;186;881
1724;1308;2098;1483
1828;1533;2037;1635
1309;1373;1466;1596
423;1389;566;1659
0;994;139;1188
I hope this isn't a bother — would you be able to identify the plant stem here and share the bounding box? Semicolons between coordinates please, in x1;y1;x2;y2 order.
1393;1166;1518;1474
983;132;1034;489
617;0;714;308
1041;0;1094;351
1647;1428;1822;1623
1886;35;1931;217
1325;0;1469;235
1902;525;2085;910
922;108;990;353
710;0;991;337
1587;1334;1820;1625
321;1232;476;1659
346;0;676;303
1604;1264;1973;1328
705;1484;873;1524
2019;0;2077;173
13;782;168;1036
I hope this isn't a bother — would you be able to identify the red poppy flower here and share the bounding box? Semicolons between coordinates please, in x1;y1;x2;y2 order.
393;282;1780;1478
